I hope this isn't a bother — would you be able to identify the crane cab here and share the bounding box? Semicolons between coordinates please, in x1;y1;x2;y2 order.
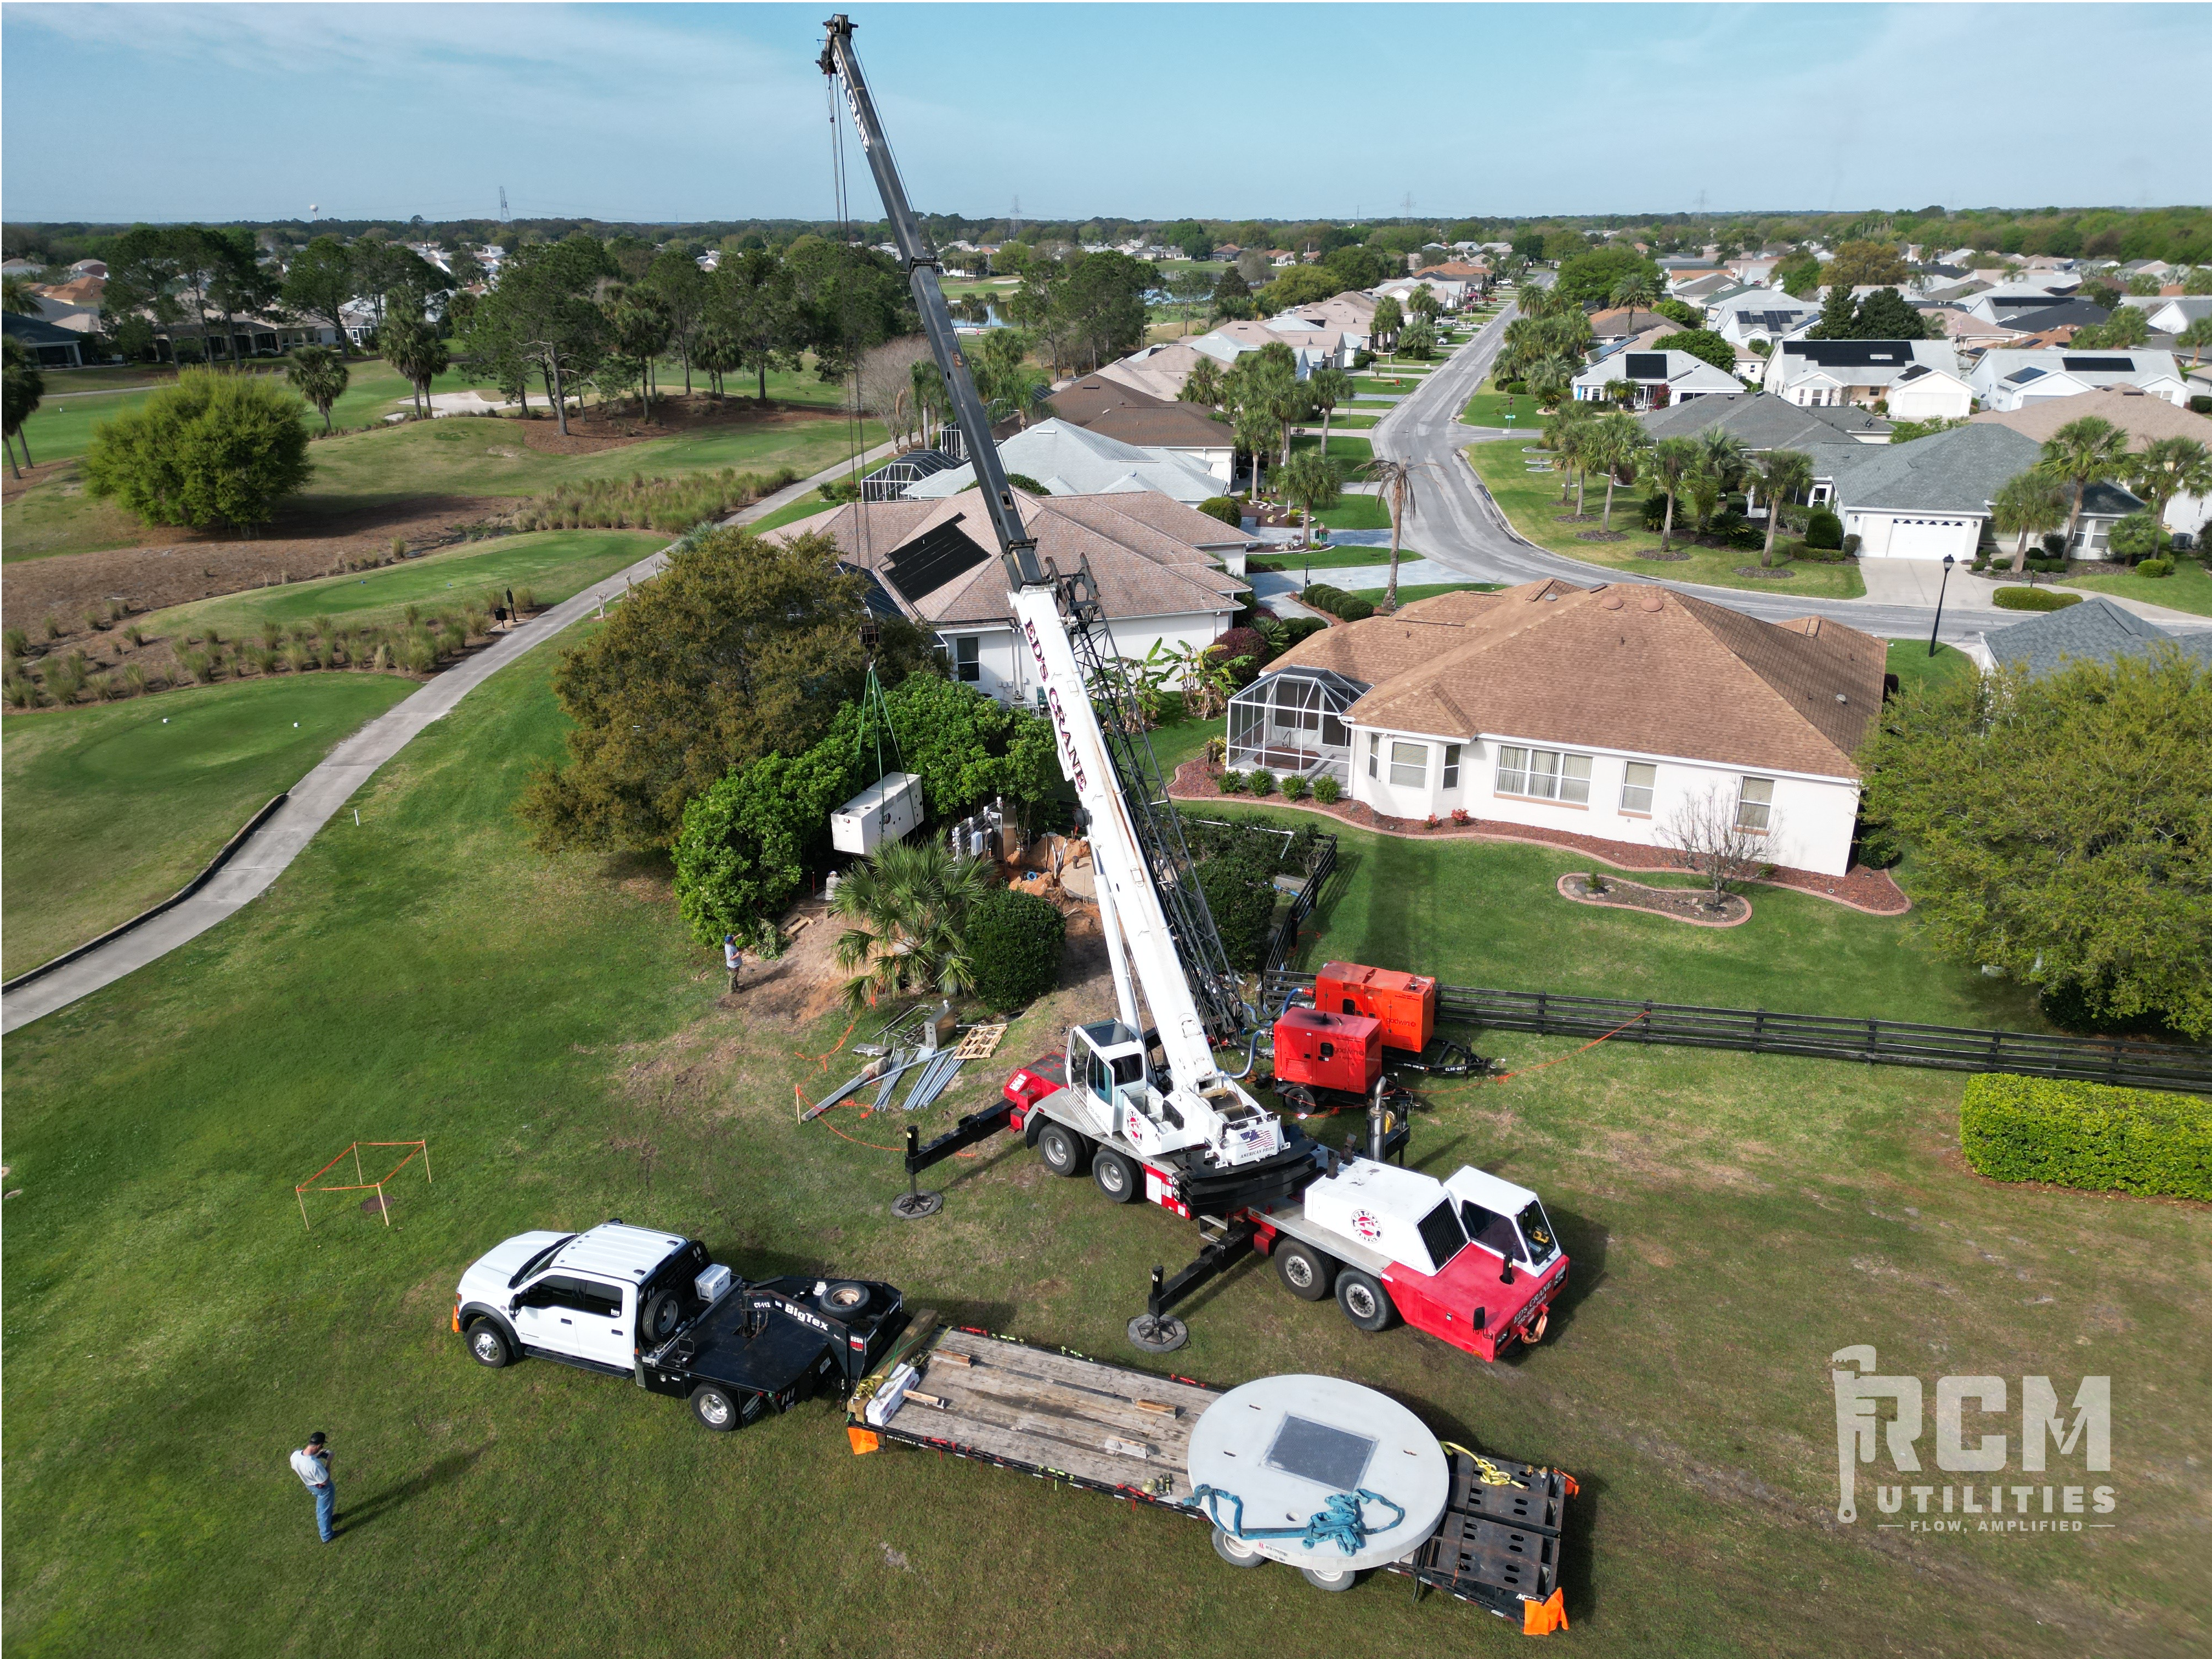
1068;1020;1200;1159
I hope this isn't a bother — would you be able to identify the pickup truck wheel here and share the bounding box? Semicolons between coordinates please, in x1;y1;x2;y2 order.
1037;1123;1088;1177
1335;1269;1398;1332
1274;1240;1335;1301
1300;1565;1358;1593
1212;1528;1268;1568
690;1385;740;1432
641;1291;684;1346
1091;1149;1140;1204
465;1320;514;1368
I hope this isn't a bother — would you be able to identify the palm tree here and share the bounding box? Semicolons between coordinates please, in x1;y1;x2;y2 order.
2126;436;2212;535
1278;450;1341;549
1649;435;1702;552
1528;352;1576;411
1547;405;1596;511
1234;402;1280;498
380;309;448;419
1751;448;1815;567
1696;428;1747;496
2177;315;2212;368
1307;366;1353;456
2033;415;2130;555
830;839;991;1012
4;337;46;476
1362;456;1428;614
1991;473;2070;574
1608;272;1659;313
1683;464;1724;539
286;345;351;435
1180;356;1226;410
1589;411;1651;533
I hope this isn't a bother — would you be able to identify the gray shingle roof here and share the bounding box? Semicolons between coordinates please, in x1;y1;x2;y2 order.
1984;597;2212;677
1833;422;2042;514
1637;391;1891;449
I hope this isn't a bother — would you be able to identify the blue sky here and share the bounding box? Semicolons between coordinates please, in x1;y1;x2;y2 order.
4;3;2208;225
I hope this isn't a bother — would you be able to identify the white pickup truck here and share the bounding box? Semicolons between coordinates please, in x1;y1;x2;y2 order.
453;1220;910;1430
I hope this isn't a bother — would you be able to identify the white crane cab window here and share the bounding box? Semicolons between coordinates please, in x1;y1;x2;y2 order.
1458;1200;1560;1268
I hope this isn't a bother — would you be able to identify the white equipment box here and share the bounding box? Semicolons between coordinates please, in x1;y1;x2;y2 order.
832;772;924;856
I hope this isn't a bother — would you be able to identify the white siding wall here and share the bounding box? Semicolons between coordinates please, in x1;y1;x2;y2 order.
1886;375;1972;420
1842;509;1984;561
1347;729;1862;876
943;613;1233;707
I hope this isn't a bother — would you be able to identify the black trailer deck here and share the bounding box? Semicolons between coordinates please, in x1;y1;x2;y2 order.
850;1317;1573;1631
642;1274;907;1421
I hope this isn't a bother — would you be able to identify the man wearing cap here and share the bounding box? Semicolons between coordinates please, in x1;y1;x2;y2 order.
290;1432;338;1542
724;934;743;994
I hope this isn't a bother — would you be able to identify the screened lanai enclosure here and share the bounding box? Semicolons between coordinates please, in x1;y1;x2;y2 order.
860;449;957;501
1227;666;1367;782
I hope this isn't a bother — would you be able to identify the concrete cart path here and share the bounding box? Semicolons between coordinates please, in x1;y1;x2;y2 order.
1;442;893;1035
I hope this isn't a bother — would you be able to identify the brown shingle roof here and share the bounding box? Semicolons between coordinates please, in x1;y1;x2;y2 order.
1968;386;2212;451
1268;580;1884;776
766;490;1245;629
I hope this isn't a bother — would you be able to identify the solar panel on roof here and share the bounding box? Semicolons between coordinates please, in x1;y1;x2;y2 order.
1625;352;1667;379
882;515;989;603
1783;340;1920;368
2062;356;2137;373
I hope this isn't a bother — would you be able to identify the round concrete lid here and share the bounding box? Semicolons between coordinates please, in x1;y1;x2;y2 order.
1186;1374;1448;1572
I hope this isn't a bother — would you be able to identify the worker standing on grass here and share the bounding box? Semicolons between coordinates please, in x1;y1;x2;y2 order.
724;934;743;994
290;1432;337;1543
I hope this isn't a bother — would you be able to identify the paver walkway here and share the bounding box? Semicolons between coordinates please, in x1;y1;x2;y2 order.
0;443;892;1034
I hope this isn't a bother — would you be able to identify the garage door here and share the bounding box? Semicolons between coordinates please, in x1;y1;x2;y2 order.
1875;516;1970;560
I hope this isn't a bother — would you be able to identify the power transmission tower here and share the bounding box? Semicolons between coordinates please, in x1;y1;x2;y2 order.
1011;194;1022;239
499;185;509;223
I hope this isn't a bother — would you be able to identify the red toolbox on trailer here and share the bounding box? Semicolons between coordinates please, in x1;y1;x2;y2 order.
1314;962;1437;1055
1270;1007;1383;1097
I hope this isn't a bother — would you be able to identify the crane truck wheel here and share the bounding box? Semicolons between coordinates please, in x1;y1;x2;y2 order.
1212;1528;1268;1568
1300;1565;1358;1593
1091;1149;1141;1204
1036;1123;1089;1177
690;1384;740;1432
1334;1269;1399;1332
1274;1241;1335;1301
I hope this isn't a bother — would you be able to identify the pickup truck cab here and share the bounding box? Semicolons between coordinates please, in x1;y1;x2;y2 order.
454;1220;908;1430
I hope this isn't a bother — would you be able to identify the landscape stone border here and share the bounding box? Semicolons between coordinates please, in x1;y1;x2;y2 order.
1555;871;1750;928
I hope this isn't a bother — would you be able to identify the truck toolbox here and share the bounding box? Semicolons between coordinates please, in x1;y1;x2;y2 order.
1316;962;1437;1055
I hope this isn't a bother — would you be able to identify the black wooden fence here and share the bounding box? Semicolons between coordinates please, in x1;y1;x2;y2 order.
1263;834;1338;977
1266;972;2212;1094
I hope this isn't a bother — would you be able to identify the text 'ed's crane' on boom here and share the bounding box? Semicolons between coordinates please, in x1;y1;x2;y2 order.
818;13;1567;1366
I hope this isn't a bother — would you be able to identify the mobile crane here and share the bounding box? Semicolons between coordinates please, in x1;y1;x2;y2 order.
820;15;1567;1364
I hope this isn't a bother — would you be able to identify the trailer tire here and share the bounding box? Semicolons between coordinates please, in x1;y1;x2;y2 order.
1300;1564;1358;1593
690;1384;740;1432
464;1319;514;1368
1091;1149;1140;1204
1274;1240;1335;1301
1212;1528;1268;1568
1037;1123;1089;1177
1335;1269;1398;1332
641;1290;685;1346
819;1280;874;1316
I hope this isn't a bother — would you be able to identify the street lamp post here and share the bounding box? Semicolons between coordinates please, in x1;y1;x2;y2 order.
1927;554;1955;658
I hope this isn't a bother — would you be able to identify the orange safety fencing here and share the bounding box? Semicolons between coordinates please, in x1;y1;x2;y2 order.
793;1019;982;1160
296;1140;431;1230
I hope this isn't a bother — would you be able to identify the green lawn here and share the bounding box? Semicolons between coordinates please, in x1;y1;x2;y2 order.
1466;441;1868;600
2060;556;2212;618
1353;375;1428;397
1249;546;1397;572
1884;638;1975;698
139;529;665;645
1322;413;1380;430
1375;579;1494;604
3;409;883;563
0;673;415;976
1288;434;1373;465
1459;381;1545;429
1314;494;1392;531
6;650;2199;1656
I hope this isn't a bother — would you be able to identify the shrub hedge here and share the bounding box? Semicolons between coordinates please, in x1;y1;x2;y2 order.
964;888;1066;1011
1993;587;2084;612
1959;1074;2212;1201
1300;583;1375;622
1198;496;1243;527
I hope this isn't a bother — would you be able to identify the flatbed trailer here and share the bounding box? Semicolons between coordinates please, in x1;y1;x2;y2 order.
848;1313;1574;1634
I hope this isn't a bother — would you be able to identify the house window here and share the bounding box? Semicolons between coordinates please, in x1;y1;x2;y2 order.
1366;733;1379;779
953;636;980;683
1442;745;1462;790
1497;746;1592;804
1736;776;1774;833
1621;761;1656;816
1389;741;1427;789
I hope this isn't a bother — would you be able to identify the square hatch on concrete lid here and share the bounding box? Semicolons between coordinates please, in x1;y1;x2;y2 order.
1315;962;1437;1054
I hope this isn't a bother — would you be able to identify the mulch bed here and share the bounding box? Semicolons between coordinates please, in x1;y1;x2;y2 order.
1578;529;1630;543
1169;758;1910;915
1553;512;1596;523
1732;565;1795;578
1637;549;1690;561
1558;871;1748;927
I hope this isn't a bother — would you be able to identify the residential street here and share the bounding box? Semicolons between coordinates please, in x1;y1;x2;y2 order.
1365;303;2210;641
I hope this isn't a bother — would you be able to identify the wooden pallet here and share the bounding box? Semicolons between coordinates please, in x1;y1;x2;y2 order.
951;1024;1007;1061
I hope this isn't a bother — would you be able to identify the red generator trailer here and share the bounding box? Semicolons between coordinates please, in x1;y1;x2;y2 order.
1264;1007;1415;1122
1314;961;1486;1076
